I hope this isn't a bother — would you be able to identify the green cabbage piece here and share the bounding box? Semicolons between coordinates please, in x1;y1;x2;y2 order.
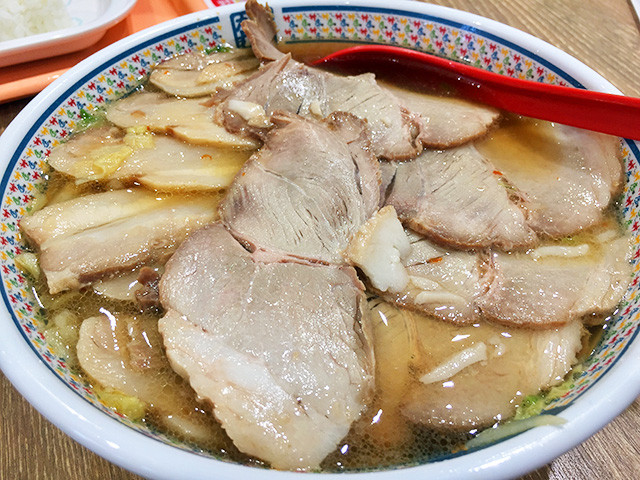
514;366;583;420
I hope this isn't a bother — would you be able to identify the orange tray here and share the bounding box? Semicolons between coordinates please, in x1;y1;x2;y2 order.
0;0;223;104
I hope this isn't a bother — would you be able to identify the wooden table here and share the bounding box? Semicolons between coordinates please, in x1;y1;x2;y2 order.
1;1;640;478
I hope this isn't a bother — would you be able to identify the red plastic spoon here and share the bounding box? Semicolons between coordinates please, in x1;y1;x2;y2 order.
311;45;640;140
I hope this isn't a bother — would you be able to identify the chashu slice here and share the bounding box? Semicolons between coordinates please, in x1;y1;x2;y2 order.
216;54;422;160
392;298;585;430
221;112;380;265
158;223;375;470
477;232;632;328
215;4;423;160
242;0;284;62
386;143;537;250
387;119;623;251
21;188;220;294
391;230;486;325
106;91;258;149
348;212;631;328
47;126;251;191
380;81;501;148
77;313;229;447
150;48;259;98
477;116;623;238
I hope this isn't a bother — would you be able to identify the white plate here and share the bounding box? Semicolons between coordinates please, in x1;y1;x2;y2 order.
0;0;138;68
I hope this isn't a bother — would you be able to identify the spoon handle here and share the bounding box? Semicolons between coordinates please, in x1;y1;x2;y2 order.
312;45;640;140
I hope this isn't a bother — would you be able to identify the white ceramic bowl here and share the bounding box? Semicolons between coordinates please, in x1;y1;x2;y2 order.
1;1;639;479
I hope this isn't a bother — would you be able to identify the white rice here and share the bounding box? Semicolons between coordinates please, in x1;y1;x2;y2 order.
0;0;73;42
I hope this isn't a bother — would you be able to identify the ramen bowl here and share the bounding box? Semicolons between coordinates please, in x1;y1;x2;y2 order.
0;1;639;479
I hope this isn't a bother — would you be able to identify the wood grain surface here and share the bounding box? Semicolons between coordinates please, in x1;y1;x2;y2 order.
1;1;640;479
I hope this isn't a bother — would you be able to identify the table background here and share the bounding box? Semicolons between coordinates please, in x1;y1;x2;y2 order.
1;0;640;478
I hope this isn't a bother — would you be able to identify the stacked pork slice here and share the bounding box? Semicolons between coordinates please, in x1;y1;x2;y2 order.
207;0;630;440
21;0;633;472
20;47;267;449
159;112;378;470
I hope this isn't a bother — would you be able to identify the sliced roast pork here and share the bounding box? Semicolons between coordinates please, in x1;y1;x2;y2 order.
477;117;623;238
378;160;398;207
386;143;537;250
380;81;501;148
347;211;631;328
385;116;623;251
150;48;259;97
46;125;124;181
242;0;283;62
477;233;632;328
216;55;421;160
392;230;486;325
214;1;422;160
21;188;219;293
47;126;251;191
106;91;258;149
221;112;380;264
391;298;585;429
158;223;374;470
77;313;229;446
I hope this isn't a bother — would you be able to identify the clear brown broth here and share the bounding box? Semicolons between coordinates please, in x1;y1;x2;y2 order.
29;42;622;472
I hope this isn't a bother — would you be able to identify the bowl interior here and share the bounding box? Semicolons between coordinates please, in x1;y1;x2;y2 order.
1;0;639;476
